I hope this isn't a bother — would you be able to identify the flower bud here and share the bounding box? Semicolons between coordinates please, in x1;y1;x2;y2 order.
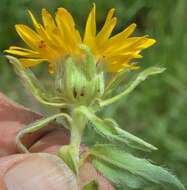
56;51;104;106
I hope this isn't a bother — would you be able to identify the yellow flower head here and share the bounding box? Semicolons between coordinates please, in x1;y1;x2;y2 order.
5;4;156;73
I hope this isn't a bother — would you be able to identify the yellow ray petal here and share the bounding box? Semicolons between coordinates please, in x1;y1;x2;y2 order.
107;60;139;72
15;24;42;50
6;5;156;73
105;36;148;54
19;58;46;67
107;52;142;62
107;23;137;47
55;8;81;53
42;9;56;33
83;3;96;45
56;8;75;28
96;8;117;44
28;10;53;46
41;8;65;48
106;62;128;72
16;24;60;61
8;46;39;54
135;38;156;49
4;49;40;58
28;10;40;30
29;9;66;55
118;37;155;53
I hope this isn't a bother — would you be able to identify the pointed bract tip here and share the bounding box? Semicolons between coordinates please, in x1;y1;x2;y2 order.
5;55;20;64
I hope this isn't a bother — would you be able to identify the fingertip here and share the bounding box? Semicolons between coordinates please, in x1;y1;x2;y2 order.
2;153;77;190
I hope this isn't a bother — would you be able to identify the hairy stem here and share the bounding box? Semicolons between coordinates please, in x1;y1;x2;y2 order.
70;107;87;173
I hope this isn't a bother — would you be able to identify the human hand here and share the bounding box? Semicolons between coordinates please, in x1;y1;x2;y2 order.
0;92;114;190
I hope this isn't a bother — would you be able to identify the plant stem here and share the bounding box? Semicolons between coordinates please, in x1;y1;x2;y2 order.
70;107;87;173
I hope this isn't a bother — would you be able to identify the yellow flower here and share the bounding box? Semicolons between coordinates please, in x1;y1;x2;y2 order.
5;4;156;73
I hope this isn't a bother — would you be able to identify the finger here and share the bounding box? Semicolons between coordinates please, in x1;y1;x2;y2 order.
79;162;114;190
0;153;114;190
0;153;77;190
29;128;69;154
0;93;114;189
29;135;114;190
0;92;68;156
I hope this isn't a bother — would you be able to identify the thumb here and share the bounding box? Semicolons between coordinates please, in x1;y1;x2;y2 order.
0;153;78;190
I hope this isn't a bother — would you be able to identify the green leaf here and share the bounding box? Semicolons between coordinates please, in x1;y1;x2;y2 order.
58;145;78;175
104;69;129;97
16;113;72;153
78;106;157;152
6;55;67;107
82;180;99;190
100;67;166;107
93;159;149;189
104;118;157;151
91;144;185;190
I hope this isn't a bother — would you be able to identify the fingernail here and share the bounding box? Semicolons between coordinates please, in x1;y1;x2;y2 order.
4;153;78;190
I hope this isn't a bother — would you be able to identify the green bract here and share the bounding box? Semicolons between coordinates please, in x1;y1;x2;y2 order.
6;46;185;190
56;46;104;106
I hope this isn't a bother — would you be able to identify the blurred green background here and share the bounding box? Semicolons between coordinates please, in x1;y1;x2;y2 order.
0;0;187;189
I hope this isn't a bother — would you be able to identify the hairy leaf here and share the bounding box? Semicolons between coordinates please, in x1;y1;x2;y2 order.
58;145;78;174
83;180;99;190
100;67;166;107
91;144;185;190
6;56;67;107
93;159;149;189
78;106;157;152
104;69;129;97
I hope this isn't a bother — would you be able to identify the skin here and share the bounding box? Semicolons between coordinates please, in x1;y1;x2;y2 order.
0;92;114;190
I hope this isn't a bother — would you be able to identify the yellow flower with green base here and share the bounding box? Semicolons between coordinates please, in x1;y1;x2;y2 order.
5;4;185;190
5;4;155;73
